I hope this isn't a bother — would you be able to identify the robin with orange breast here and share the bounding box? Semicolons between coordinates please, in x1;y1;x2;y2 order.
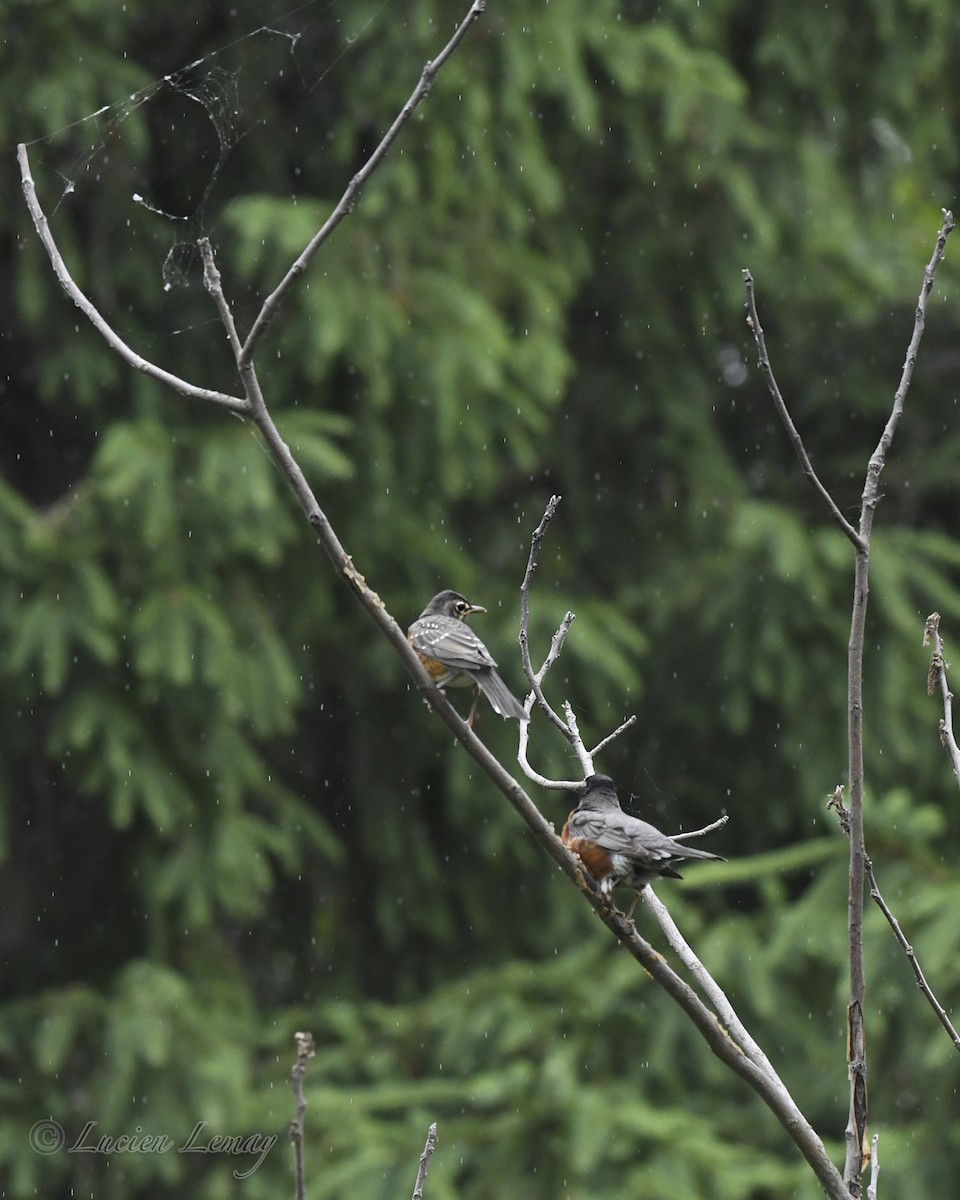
408;590;529;722
562;774;724;900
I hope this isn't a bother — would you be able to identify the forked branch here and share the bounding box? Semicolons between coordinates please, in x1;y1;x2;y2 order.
516;496;636;786
20;9;852;1190
747;208;955;1194
17;144;248;416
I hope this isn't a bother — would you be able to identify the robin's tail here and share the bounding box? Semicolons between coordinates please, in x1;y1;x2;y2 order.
674;845;725;864
473;668;529;721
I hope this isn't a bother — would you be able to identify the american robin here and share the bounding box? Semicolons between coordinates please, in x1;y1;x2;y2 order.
408;590;528;722
562;774;723;898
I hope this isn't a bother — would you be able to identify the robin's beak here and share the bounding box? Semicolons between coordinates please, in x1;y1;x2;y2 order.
466;603;487;615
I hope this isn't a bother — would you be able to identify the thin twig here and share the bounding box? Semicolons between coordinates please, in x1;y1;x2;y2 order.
832;782;960;1053
670;814;730;843
866;1134;879;1200
199;237;243;360
289;1031;315;1200
412;1123;437;1200
16;144;250;417
516;613;582;784
536;612;576;684
923;613;960;787
562;703;593;776
589;715;638;757
240;0;487;362
516;499;634;787
518;495;574;736
864;855;960;1052
863;210;955;494
741;269;863;551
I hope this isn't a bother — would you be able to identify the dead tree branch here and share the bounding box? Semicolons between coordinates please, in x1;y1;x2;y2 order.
19;11;853;1192
924;612;960;787
412;1123;438;1200
644;886;807;1093
741;270;863;552
866;1135;880;1200
745;208;955;1195
21;173;851;1200
17;145;248;416
289;1031;315;1200
516;496;636;786
241;0;487;361
865;855;960;1052
830;786;960;1053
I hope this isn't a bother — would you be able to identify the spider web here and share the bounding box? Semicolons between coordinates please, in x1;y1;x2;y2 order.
27;0;393;292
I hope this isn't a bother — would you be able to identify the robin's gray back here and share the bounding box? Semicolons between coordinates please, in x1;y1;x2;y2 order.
565;805;720;865
408;614;498;672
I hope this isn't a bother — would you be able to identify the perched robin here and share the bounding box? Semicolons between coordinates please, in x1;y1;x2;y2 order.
562;774;724;898
408;590;528;722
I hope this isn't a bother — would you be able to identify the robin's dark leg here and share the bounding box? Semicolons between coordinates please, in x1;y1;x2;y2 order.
465;685;481;728
624;889;644;920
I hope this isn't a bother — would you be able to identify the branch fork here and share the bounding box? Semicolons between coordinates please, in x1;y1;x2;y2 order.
747;209;956;1192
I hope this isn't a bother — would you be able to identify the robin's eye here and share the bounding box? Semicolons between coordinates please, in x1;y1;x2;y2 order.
456;601;469;614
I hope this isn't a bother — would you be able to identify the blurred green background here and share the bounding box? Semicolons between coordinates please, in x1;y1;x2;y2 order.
3;0;960;1195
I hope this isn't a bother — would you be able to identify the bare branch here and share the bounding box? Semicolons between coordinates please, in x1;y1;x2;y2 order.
536;611;576;684
866;1135;879;1200
864;855;960;1052
589;715;638;758
741;268;864;551
760;211;954;1195
862;210;955;505
562;703;593;776
16;144;249;417
670;813;730;843
241;0;487;362
412;1123;438;1200
584;884;849;1198
516;721;580;791
516;497;639;790
832;780;960;1049
840;209;954;1191
644;887;805;1088
199;237;243;360
518;495;574;736
289;1030;315;1200
923;612;960;787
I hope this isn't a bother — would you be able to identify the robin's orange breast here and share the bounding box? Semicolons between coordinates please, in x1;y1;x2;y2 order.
415;649;455;683
561;828;614;883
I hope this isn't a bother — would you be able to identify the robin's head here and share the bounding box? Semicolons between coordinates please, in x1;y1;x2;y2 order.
421;590;487;621
578;774;623;811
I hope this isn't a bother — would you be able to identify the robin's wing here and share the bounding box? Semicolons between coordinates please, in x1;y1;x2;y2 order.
568;808;723;865
409;616;499;671
565;809;681;865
